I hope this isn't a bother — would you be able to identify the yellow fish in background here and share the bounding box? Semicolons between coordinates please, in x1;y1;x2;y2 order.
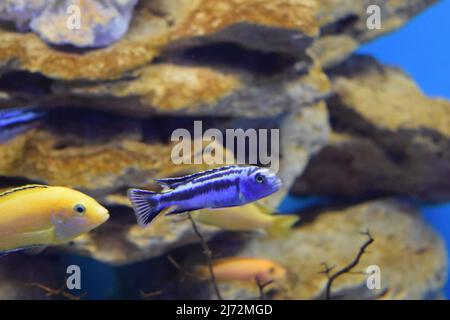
0;185;109;256
197;257;287;284
193;203;299;237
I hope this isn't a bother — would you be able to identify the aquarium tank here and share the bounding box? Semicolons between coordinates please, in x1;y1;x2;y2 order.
0;0;448;302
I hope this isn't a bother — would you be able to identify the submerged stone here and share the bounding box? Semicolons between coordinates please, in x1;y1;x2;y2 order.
0;0;139;48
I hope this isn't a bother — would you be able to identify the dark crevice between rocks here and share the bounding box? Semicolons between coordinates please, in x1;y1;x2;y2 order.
43;106;286;141
0;176;47;189
160;42;306;78
41;108;286;142
0;20;21;32
320;14;360;37
44;108;143;144
0;71;53;98
46;43;107;54
325;54;387;78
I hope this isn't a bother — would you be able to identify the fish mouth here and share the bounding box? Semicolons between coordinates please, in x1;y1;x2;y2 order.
95;208;110;226
273;178;283;191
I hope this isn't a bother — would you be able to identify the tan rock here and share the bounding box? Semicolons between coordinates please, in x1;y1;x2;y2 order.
317;0;437;42
331;59;450;136
0;0;319;81
0;105;328;263
206;200;447;300
56;64;243;114
293;56;450;201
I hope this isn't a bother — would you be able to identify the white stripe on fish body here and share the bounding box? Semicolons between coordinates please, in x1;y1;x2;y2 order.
155;165;241;189
158;173;243;212
127;165;282;227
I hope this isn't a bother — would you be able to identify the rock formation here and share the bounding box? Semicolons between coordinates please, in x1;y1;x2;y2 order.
0;0;447;299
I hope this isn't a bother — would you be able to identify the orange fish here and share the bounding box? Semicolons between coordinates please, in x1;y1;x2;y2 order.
197;257;287;284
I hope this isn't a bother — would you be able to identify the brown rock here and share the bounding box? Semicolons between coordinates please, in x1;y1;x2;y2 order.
318;0;438;42
0;103;329;264
0;0;318;81
204;200;447;300
293;55;450;202
312;0;438;68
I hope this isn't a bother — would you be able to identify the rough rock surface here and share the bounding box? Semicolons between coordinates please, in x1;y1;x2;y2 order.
0;0;139;48
0;103;329;209
0;105;329;265
0;0;433;81
0;0;447;300
59;203;222;265
198;200;447;300
0;0;318;81
317;0;437;41
293;56;450;202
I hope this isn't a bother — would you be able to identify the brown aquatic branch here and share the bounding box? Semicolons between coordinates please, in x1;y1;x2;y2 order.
256;278;274;300
321;230;374;300
140;289;163;299
26;281;86;300
187;212;223;300
167;255;205;281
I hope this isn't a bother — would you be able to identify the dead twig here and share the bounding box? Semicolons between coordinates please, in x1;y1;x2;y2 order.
140;289;163;299
26;281;86;300
168;255;205;280
321;230;374;300
187;212;223;300
256;278;274;300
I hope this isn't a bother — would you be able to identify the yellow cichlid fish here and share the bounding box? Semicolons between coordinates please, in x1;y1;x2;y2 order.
193;203;299;237
0;185;109;256
197;257;287;283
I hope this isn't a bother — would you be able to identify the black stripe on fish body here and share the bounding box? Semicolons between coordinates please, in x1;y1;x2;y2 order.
186;168;244;185
246;166;259;176
0;184;49;198
155;165;240;189
160;177;238;203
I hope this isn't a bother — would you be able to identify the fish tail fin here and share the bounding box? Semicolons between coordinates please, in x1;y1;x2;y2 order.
267;215;300;238
127;189;162;227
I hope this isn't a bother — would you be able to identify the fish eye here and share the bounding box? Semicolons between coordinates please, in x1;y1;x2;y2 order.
255;174;266;184
268;267;276;274
73;204;86;216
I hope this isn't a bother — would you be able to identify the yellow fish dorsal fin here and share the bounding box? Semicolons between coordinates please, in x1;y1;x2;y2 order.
0;184;49;198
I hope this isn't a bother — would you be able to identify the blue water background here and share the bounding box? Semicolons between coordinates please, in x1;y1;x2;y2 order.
284;1;450;298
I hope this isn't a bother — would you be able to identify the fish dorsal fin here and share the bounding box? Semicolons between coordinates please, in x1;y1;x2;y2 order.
0;184;49;198
155;165;240;189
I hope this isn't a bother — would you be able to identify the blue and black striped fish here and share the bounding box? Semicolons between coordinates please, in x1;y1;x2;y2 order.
127;165;282;227
0;108;45;128
0;107;45;142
